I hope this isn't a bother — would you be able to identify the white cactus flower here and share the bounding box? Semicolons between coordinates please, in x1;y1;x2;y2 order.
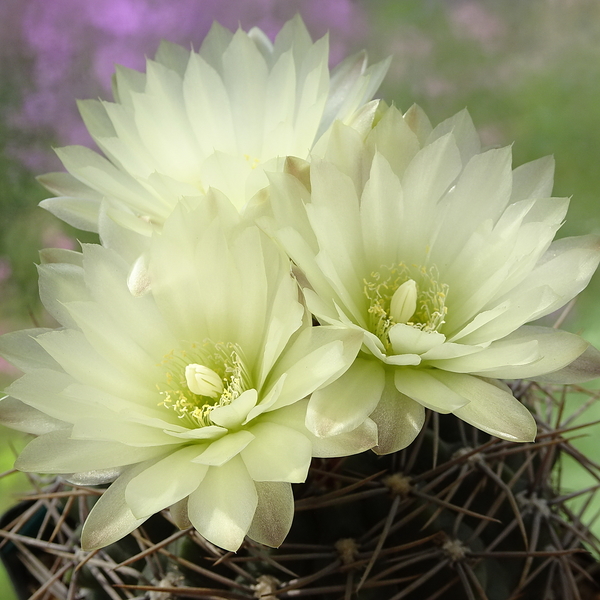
38;16;389;237
0;193;373;552
267;104;600;453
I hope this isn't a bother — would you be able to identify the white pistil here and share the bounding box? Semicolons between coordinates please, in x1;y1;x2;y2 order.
185;364;224;398
390;279;417;324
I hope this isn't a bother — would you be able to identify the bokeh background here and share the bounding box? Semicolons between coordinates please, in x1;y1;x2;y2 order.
1;0;600;596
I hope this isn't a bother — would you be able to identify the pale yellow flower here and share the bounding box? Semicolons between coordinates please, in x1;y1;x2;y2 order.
0;193;372;551
267;105;600;453
39;16;389;237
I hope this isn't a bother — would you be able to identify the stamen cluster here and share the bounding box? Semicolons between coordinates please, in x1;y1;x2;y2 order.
158;341;249;427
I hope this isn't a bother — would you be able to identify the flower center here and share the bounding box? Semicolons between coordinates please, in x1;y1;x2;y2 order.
157;340;251;427
364;263;449;352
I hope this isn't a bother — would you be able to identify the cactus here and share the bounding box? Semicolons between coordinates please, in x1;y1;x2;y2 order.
1;380;600;600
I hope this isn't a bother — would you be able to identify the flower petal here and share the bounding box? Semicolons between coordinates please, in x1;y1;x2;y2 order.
307;357;385;437
246;482;294;548
533;343;600;384
81;463;150;550
389;324;446;355
170;497;192;529
188;456;258;552
266;326;363;411
125;446;209;518
242;422;311;483
461;326;589;379
434;372;537;441
370;373;425;455
209;389;258;429
310;418;378;457
0;396;66;435
394;368;469;413
193;430;255;467
15;429;167;473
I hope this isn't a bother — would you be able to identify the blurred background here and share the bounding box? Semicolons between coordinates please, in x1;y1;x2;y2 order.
1;0;600;596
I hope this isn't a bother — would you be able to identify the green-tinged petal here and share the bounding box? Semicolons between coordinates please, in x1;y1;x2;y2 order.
266;326;363;411
210;389;258;429
505;235;600;323
428;108;480;164
394;368;469;413
428;339;539;375
15;429;169;473
242;422;311;483
397;132;463;255
534;344;600;384
0;329;60;373
38;171;103;200
245;374;286;423
0;396;67;435
39;248;84;266
39;197;101;233
457;326;589;379
511;155;555;201
81;463;150;550
38;262;88;330
359;151;404;268
65;300;158;380
434;372;537;441
193;430;255;466
170;497;192;529
307;357;385;437
164;426;227;440
125;446;208;518
389;324;446;356
366;105;420;178
188;456;258;551
370;373;425;455
246;482;294;548
311;418;378;457
70;417;184;447
36;329;152;401
65;469;123;486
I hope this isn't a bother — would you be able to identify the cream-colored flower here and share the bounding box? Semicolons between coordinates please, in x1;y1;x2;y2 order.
0;193;372;552
38;16;389;237
267;104;600;453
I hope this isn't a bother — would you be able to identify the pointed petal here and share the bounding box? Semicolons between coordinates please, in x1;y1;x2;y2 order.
242;422;311;483
39;197;101;232
389;324;446;355
15;429;167;473
311;418;378;457
307;357;385;437
210;390;258;429
81;463;150;550
434;372;537;442
0;328;60;373
266;326;363;411
188;456;258;551
193;430;255;467
534;343;600;384
170;497;192;529
460;326;589;379
394;368;469;413
246;482;294;548
370;373;425;455
0;396;66;435
125;446;208;518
